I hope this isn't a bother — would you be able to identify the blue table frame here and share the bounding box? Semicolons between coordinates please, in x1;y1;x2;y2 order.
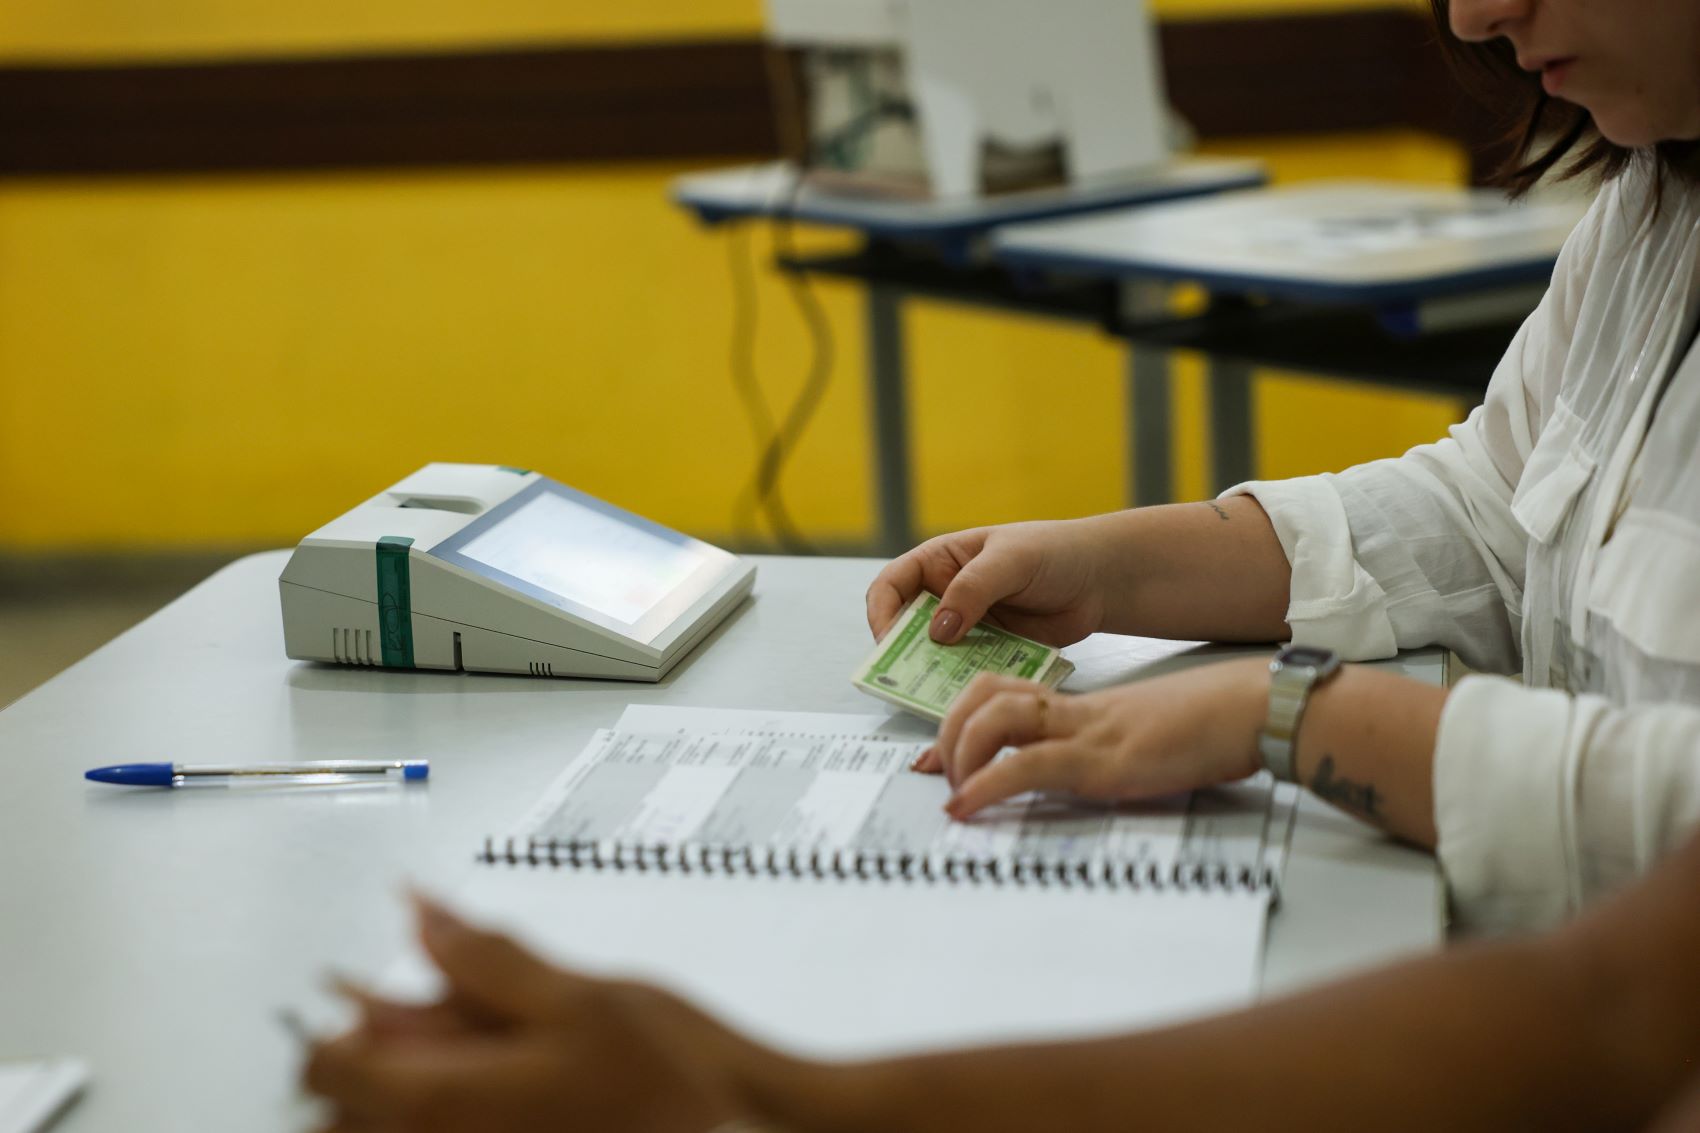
993;182;1586;492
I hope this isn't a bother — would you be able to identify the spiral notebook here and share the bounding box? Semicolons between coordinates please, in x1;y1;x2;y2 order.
481;727;1284;894
435;708;1289;1058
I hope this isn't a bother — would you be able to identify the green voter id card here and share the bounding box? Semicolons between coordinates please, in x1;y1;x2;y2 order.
851;592;1075;723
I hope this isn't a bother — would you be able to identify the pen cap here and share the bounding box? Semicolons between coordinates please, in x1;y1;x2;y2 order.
403;761;430;781
85;762;176;786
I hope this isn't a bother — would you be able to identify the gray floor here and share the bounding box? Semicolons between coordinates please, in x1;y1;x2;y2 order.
0;554;245;710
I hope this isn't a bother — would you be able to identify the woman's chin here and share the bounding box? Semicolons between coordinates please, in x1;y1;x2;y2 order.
1589;106;1700;150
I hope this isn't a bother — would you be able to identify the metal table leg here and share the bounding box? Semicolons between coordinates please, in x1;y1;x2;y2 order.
1128;346;1173;507
1208;358;1256;493
866;283;914;555
1122;281;1174;507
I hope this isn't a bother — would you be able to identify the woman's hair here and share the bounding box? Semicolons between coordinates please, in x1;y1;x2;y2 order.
1429;0;1700;194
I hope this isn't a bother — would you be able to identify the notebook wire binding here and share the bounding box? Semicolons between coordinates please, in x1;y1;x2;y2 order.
477;836;1278;895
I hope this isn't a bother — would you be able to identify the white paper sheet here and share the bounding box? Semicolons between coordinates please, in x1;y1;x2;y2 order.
510;729;1189;877
615;704;929;738
0;1059;87;1133
613;705;1282;885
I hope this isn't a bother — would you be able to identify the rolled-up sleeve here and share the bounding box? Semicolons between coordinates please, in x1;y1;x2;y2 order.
1222;305;1561;673
1436;674;1700;931
1223;473;1399;659
1220;189;1603;674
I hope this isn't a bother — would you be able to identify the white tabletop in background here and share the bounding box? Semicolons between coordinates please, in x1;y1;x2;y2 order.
995;179;1588;302
0;552;1440;1132
671;157;1266;237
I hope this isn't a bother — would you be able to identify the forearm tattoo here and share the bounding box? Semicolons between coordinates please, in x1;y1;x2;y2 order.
1205;502;1232;522
1309;754;1382;821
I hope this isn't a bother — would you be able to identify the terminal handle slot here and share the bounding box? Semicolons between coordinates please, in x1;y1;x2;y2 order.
392;495;484;515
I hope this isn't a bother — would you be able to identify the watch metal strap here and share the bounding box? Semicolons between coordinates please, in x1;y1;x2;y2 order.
1258;662;1313;784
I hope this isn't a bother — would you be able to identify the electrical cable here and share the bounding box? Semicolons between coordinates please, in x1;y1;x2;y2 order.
724;77;914;553
752;169;835;554
726;224;774;544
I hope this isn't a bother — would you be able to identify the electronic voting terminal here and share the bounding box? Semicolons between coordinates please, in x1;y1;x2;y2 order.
279;464;755;681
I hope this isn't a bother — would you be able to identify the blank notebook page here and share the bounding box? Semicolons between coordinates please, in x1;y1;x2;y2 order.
399;867;1268;1059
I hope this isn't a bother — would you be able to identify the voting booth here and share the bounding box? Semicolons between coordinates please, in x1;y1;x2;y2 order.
279;464;755;681
764;0;1171;199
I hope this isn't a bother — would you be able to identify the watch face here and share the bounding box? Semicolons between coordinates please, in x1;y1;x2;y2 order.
1282;645;1335;667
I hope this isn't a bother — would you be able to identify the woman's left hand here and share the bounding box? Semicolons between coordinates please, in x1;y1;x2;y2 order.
303;896;779;1133
922;657;1271;820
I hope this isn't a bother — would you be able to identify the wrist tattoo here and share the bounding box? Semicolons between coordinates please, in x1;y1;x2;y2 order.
1205;502;1232;522
1309;754;1382;821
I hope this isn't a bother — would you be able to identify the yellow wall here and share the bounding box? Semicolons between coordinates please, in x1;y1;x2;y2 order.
0;167;866;548
0;1;1467;553
0;131;1466;552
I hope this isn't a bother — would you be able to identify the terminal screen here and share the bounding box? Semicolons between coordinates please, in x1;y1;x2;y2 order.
456;490;706;625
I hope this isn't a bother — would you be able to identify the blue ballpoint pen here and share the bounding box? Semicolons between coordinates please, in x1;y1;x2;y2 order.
84;759;429;787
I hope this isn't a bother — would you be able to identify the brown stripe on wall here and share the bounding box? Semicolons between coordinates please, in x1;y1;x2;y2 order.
0;10;1497;177
0;41;779;174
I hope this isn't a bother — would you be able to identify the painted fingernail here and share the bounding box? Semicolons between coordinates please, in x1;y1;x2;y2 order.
931;610;961;643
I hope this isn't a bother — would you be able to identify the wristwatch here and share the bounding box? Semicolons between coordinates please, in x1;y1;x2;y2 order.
1258;644;1343;784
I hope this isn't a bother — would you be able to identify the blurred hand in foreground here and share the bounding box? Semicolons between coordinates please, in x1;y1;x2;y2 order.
304;895;779;1133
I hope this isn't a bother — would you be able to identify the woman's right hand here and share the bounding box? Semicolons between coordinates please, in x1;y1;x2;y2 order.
865;518;1118;647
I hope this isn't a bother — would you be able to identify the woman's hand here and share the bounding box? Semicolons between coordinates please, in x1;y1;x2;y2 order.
303;897;787;1133
922;659;1271;819
866;518;1121;647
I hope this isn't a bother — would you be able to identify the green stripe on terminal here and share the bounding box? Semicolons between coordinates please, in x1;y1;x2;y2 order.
376;535;416;668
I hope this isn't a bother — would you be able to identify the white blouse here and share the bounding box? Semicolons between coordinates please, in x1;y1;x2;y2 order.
1227;161;1700;932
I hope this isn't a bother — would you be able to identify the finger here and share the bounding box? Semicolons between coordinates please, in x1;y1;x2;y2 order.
933;549;1031;644
909;747;942;775
413;892;583;1025
946;741;1081;820
331;975;476;1042
308;1117;383;1133
934;675;1044;786
866;535;982;640
310;1030;570;1131
304;1034;408;1120
866;553;925;640
946;689;1071;790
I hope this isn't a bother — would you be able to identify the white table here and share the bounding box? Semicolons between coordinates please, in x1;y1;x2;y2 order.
995;180;1589;492
0;552;1441;1132
996;181;1585;307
